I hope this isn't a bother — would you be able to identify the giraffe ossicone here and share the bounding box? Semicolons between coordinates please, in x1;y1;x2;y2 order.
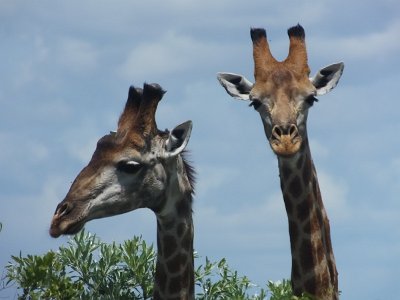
217;24;344;300
50;83;196;300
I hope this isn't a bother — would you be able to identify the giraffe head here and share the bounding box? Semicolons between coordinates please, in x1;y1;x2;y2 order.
49;83;193;238
218;24;344;157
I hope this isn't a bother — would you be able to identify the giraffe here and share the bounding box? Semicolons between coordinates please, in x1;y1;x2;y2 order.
217;24;344;300
49;83;196;300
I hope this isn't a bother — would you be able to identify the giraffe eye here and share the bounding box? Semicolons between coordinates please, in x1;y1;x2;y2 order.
116;160;142;174
305;95;319;106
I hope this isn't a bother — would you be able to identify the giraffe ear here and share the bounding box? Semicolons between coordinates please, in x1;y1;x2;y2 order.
164;121;192;158
310;62;344;96
217;72;253;101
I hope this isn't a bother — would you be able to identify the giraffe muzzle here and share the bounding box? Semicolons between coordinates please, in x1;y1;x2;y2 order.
49;201;86;238
270;124;302;156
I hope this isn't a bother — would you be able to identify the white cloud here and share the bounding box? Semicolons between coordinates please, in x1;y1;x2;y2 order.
61;119;104;164
1;174;71;243
318;170;350;220
33;35;50;62
195;191;288;250
29;141;49;161
56;37;99;72
117;31;235;81
118;31;196;80
66;136;98;164
0;132;49;166
311;21;400;62
196;165;240;196
309;138;330;159
361;156;400;196
8;35;49;88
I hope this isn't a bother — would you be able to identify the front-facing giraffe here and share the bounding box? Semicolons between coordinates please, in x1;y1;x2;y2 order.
50;83;195;300
217;25;344;299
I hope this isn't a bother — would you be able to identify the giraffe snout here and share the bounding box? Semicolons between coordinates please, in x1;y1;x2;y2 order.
270;124;302;156
49;201;84;238
271;124;299;141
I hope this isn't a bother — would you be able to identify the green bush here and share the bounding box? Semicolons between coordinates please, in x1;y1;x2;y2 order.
1;230;311;299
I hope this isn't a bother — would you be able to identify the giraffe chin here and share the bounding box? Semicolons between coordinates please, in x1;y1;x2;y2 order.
270;135;302;157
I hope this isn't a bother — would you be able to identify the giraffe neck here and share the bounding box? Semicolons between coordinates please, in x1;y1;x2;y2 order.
153;209;194;300
152;156;195;300
278;139;338;300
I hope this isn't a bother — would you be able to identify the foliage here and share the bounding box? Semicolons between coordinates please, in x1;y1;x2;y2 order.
195;257;266;300
267;280;312;300
1;230;311;299
4;231;154;299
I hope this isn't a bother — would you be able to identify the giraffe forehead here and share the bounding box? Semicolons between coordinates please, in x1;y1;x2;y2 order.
271;68;295;85
92;132;166;164
253;65;312;99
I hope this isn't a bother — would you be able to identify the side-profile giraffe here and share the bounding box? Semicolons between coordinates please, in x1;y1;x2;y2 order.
50;83;195;300
217;24;344;300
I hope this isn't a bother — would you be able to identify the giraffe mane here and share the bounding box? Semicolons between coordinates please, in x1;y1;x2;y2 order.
181;150;196;197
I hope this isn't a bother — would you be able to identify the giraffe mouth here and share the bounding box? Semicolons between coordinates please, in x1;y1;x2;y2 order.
270;134;302;157
49;203;87;238
49;218;86;238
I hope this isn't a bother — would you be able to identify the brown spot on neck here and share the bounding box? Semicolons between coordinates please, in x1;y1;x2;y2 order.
162;235;177;259
296;194;313;221
302;154;312;186
289;175;303;198
176;199;192;217
280;164;292;182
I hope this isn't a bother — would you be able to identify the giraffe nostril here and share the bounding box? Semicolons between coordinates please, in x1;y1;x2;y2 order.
272;126;282;141
289;124;299;138
56;202;71;217
271;124;299;142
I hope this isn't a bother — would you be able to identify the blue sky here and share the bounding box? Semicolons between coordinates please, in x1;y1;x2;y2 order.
1;1;399;299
